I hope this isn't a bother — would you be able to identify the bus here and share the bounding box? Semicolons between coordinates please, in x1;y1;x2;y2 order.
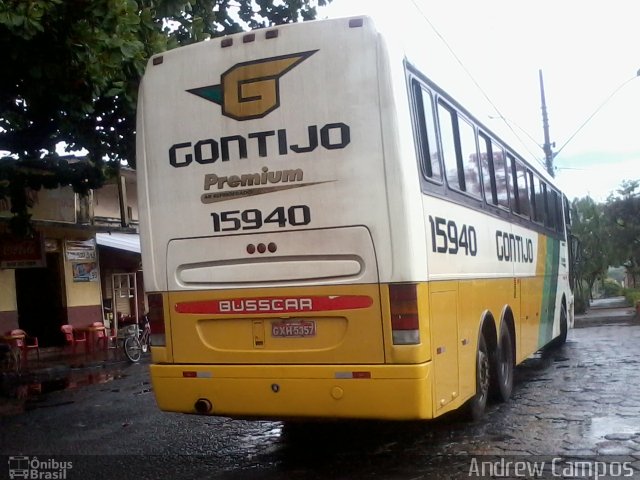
137;16;574;421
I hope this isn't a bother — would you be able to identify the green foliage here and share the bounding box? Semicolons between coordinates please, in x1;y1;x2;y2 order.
570;180;640;296
602;278;623;298
623;288;640;309
574;280;590;314
607;266;626;284
0;0;330;235
571;196;610;296
604;180;640;288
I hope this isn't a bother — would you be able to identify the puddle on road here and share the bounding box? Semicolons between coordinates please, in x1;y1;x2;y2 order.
587;416;640;441
0;369;129;412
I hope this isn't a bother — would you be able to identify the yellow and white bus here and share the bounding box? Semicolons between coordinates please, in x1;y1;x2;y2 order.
137;16;573;421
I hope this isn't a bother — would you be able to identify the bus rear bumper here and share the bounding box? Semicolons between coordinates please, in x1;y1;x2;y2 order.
150;363;434;420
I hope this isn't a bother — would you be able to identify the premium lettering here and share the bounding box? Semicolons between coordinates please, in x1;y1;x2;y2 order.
204;166;303;190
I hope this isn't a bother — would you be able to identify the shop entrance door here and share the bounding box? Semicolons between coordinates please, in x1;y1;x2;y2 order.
15;252;65;347
111;272;139;333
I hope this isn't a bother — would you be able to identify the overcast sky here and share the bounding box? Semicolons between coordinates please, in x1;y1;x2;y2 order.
320;0;640;201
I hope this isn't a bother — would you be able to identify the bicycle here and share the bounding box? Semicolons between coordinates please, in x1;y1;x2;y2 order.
118;314;151;363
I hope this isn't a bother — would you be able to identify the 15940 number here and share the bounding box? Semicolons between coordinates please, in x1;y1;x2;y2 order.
211;205;311;232
428;215;477;256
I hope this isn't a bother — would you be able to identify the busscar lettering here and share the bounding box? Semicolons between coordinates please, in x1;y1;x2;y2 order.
495;230;534;263
218;298;314;313
169;123;350;167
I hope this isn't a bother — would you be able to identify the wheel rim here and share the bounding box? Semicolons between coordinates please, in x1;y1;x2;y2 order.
125;338;141;361
478;348;490;401
499;336;512;386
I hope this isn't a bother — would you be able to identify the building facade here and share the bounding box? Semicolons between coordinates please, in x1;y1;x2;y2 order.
0;170;141;347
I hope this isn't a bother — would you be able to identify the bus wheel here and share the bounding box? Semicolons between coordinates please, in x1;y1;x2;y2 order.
548;302;568;349
491;325;514;402
557;302;568;345
464;333;490;421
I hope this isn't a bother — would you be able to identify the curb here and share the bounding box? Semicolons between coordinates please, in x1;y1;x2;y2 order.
574;312;637;328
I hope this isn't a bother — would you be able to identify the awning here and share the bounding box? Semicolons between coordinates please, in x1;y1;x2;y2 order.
96;233;140;254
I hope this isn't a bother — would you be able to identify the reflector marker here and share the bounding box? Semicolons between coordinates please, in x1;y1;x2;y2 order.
335;371;371;379
182;371;212;378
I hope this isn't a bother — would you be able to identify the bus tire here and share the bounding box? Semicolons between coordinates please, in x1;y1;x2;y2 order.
464;333;490;421
491;324;514;402
557;302;568;345
548;302;568;349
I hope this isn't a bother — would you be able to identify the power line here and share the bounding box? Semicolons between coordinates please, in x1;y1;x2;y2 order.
488;115;540;147
408;0;546;169
553;73;639;159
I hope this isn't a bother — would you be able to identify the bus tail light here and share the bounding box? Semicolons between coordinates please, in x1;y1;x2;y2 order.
147;293;166;346
389;283;420;345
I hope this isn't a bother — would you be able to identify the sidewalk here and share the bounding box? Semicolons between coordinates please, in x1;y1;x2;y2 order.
574;296;637;328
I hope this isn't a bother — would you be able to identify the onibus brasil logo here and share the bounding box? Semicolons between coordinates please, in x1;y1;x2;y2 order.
8;456;72;479
187;50;317;121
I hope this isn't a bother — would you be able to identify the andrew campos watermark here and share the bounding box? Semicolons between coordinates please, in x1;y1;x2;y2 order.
8;456;73;479
468;457;636;479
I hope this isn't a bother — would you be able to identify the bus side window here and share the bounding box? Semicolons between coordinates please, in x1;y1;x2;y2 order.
540;181;556;230
458;118;482;198
530;172;546;225
479;132;497;204
546;185;557;230
560;193;569;232
493;144;510;209
412;82;442;181
438;100;481;198
438;102;461;191
506;154;518;213
514;160;531;218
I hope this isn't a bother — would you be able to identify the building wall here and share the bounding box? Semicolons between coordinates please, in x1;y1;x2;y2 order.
0;269;18;333
93;172;138;224
62;238;103;327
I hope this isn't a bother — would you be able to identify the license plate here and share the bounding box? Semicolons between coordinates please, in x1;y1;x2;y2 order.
271;320;316;338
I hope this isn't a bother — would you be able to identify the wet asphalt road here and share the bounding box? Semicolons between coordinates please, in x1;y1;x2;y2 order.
1;304;640;479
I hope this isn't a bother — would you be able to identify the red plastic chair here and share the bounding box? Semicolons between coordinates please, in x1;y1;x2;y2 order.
60;324;87;354
8;329;39;363
92;322;117;350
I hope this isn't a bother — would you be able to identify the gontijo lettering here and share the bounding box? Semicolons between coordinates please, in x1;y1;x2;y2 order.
169;123;350;167
495;230;534;263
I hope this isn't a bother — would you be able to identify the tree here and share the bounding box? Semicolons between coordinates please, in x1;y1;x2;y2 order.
604;179;640;287
571;196;610;299
0;0;329;235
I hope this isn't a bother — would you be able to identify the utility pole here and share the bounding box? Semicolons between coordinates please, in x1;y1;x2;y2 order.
539;69;555;177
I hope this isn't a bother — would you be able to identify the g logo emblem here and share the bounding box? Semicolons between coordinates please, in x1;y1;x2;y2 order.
187;50;317;121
